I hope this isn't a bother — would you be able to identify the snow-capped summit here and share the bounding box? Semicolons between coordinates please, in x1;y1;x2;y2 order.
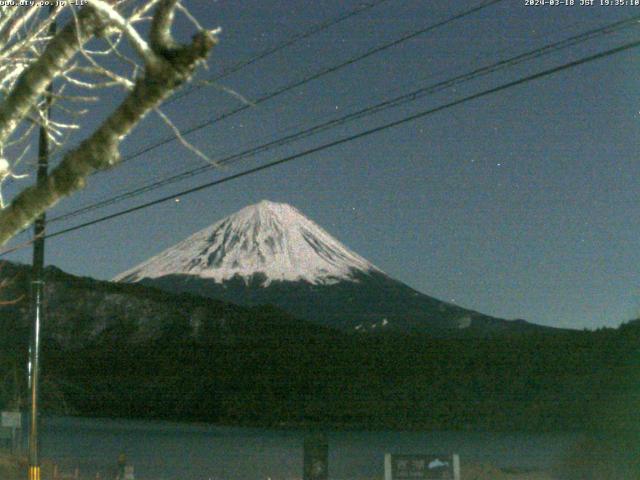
115;200;551;335
115;200;380;286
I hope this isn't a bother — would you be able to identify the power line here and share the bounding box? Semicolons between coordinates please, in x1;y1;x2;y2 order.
48;14;640;224
45;0;391;169
4;0;508;242
114;0;505;167
168;0;392;105
1;36;634;256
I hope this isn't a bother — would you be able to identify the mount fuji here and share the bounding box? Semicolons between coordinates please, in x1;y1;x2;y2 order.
115;200;547;335
117;200;379;286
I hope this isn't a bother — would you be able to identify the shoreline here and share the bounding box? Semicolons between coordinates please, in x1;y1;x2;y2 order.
39;412;588;436
0;453;557;480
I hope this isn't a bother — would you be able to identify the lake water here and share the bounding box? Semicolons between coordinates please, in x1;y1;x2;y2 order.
35;416;581;479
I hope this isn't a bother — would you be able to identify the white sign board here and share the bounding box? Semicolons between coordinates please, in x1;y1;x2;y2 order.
384;453;460;480
1;411;21;429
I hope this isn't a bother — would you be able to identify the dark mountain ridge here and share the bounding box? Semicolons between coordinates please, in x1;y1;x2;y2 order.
0;260;637;437
138;270;561;336
0;260;334;349
115;200;559;336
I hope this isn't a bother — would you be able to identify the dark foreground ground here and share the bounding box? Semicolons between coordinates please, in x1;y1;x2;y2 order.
0;453;553;480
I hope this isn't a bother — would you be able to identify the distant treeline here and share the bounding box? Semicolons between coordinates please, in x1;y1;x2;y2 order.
4;310;633;434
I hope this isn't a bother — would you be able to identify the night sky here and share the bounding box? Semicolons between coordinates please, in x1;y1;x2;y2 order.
3;0;640;330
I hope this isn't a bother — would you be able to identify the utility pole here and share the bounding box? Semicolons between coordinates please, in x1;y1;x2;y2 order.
28;8;55;480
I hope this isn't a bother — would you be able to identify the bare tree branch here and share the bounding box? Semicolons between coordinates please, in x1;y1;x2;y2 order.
0;1;218;245
155;107;217;165
86;0;158;66
0;6;99;145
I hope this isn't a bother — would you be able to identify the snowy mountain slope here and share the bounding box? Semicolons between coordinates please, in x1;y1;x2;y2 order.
115;200;380;286
116;200;553;335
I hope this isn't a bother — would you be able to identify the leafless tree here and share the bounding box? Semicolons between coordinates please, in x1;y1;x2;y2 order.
0;0;219;246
